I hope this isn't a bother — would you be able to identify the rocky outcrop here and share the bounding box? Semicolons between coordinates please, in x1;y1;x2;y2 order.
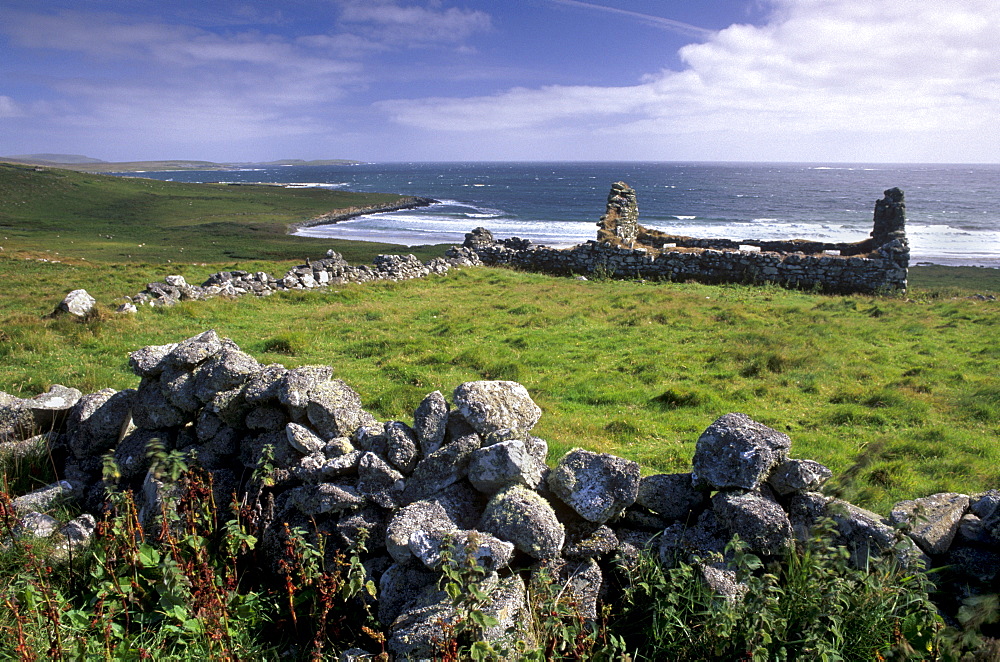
4;330;994;660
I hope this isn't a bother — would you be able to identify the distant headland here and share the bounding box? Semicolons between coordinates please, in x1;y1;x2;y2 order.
0;153;362;173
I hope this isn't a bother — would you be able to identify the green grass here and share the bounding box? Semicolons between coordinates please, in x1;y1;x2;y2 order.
1;261;997;513
0;162;448;264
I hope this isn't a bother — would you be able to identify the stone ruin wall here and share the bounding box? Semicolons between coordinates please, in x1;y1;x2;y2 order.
2;330;998;659
466;183;910;294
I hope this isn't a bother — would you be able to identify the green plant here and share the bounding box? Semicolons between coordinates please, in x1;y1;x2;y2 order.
613;522;944;661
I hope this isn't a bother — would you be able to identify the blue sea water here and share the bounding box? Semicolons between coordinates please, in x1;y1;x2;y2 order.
122;162;1000;267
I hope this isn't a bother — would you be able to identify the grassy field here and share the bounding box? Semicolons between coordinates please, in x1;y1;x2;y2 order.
1;163;999;515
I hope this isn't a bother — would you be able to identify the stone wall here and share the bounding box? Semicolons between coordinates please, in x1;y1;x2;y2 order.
2;331;997;659
466;186;910;294
120;247;483;310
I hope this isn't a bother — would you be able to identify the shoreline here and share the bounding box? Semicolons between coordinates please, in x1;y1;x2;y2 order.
288;196;437;233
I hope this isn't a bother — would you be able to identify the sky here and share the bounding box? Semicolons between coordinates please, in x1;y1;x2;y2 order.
1;0;998;163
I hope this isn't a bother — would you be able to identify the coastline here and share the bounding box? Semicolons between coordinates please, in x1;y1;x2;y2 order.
288;196;437;233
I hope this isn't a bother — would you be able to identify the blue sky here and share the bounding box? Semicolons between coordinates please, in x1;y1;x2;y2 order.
1;0;997;163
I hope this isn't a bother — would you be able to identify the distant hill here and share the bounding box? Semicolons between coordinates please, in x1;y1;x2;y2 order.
0;155;362;172
5;153;107;165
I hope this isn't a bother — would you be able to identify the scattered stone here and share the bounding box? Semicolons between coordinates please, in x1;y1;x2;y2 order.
56;289;96;317
12;480;73;516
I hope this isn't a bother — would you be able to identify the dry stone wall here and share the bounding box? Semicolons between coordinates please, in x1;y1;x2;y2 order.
467;185;910;294
2;331;998;659
123;248;483;310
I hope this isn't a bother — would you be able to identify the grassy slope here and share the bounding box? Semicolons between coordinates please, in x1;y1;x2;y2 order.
0;164;998;514
0;162;447;264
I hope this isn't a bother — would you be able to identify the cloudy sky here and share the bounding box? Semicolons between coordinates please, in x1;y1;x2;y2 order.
1;0;998;163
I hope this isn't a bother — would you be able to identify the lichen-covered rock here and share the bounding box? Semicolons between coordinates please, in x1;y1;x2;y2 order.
192;347;261;402
307;380;374;439
548;448;640;523
133;378;187;430
66;388;135;459
384;421;419;474
56;289;96;317
165;330;226;369
244;405;287;431
889;492;969;556
947;546;1000;584
712;487;793;556
768;459;833;497
243;364;288;403
13;480;73;516
659;509;730;568
357;452;405;509
129;343;177;377
285;482;363;516
409;528;515;572
285;422;325;455
468;438;545;494
452;381;542;438
278;365;333;411
413;390;449;456
480;484;564;559
159;365;200;413
787;491;829;542
378;562;438;626
562;521;619;560
636;472;706;520
26;384;82;431
828;498;926;569
18;511;60;538
691;413;791;491
401;433;480;504
386;500;458;564
0;392;34;443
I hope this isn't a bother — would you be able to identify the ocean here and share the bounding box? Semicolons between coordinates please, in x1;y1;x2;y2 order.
122;162;1000;267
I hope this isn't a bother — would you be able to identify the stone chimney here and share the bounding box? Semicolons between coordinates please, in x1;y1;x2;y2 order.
870;187;909;271
871;187;906;247
596;182;639;246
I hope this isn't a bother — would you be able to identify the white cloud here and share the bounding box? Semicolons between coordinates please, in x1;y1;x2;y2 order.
382;0;1000;161
0;96;24;118
336;0;491;45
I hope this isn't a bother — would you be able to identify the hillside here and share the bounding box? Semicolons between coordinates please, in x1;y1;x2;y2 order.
0;154;361;172
0;162;443;264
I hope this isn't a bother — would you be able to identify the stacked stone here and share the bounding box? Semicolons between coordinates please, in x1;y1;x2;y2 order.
122;249;480;309
467;230;908;294
9;331;1000;658
596;181;639;246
